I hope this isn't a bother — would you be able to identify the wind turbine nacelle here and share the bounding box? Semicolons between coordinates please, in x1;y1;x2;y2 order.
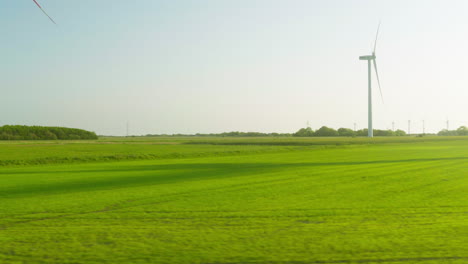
359;55;375;60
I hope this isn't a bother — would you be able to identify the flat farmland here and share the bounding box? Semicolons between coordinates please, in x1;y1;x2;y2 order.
1;137;468;263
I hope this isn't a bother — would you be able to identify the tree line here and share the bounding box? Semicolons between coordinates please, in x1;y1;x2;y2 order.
106;126;468;138
0;125;98;140
145;131;292;137
293;126;407;137
437;126;468;136
145;127;409;137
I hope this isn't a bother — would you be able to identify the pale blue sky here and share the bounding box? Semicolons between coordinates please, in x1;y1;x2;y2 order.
2;0;468;135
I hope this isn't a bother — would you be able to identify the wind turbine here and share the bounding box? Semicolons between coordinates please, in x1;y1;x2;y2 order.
359;23;383;137
32;0;57;24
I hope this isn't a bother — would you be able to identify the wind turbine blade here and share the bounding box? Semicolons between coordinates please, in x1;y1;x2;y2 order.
33;0;57;24
373;22;381;54
373;59;384;103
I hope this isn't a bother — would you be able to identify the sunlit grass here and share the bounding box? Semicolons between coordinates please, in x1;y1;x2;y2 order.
1;137;468;263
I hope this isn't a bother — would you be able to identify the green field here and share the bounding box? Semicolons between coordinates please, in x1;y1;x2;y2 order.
1;137;468;263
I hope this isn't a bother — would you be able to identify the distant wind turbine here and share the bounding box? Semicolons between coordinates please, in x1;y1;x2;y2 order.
359;23;384;138
32;0;57;24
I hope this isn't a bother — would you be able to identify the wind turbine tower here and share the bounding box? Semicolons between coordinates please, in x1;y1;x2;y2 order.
359;23;384;138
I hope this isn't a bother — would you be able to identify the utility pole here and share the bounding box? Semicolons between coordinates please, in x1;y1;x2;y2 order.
354;123;357;132
446;119;449;131
307;121;310;128
422;120;425;135
408;120;411;135
392;121;395;132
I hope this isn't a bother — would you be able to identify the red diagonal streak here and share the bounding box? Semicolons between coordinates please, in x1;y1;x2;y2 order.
32;0;57;24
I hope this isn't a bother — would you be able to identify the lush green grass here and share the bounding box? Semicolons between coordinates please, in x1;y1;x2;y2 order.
1;137;468;263
0;136;461;166
0;139;302;166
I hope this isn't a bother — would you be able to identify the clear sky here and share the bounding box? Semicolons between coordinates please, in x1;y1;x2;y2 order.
2;0;468;135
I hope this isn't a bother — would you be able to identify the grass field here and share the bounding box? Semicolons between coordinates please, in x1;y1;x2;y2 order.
1;136;468;263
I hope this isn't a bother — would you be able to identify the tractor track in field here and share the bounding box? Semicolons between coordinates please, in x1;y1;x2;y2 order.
327;256;468;263
204;256;468;263
2;181;468;231
1;158;466;231
0;198;144;231
0;175;302;230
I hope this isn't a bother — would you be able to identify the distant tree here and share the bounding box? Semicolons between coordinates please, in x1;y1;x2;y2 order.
437;129;448;136
355;129;368;137
44;131;58;140
314;126;338;137
0;132;11;140
29;133;39;140
293;127;314;137
394;129;406;136
374;129;395;137
437;126;468;136
69;134;81;140
337;128;355;137
457;126;468;136
438;129;458;136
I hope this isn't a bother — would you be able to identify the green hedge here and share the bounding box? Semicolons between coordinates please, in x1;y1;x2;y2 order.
0;125;98;140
